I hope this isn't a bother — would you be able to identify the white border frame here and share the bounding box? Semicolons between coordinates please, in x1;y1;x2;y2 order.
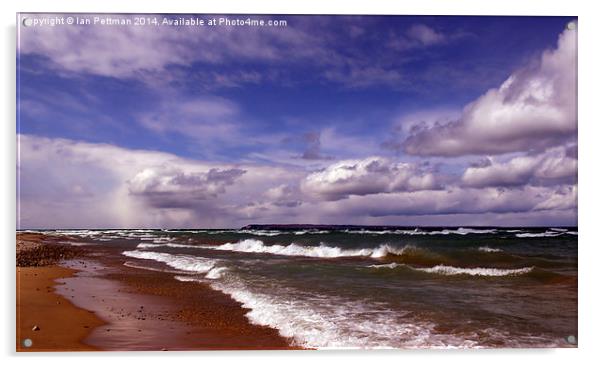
3;1;600;364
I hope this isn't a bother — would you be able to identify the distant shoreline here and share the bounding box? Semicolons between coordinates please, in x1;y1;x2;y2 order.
17;225;579;231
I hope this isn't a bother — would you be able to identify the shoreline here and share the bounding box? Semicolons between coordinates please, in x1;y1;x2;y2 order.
16;265;105;352
59;257;301;350
16;233;302;351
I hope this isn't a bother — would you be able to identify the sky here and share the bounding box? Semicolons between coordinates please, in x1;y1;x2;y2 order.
17;14;577;228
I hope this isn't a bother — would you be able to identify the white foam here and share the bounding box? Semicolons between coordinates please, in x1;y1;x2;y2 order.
478;246;503;253
173;275;199;283
205;267;228;279
515;229;577;237
46;230;99;237
451;227;497;235
136;243;164;249
199;239;408;259
136;242;204;249
234;229;331;236
60;240;94;246
367;263;400;269
123;260;190;274
162;229;208;233
414;265;533;277
344;227;496;236
121;250;216;273
237;229;283;236
151;236;176;243
516;232;563;238
293;230;330;235
163;253;481;349
207;273;476;349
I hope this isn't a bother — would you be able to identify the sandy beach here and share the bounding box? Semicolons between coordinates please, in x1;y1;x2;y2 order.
16;265;104;351
16;232;299;351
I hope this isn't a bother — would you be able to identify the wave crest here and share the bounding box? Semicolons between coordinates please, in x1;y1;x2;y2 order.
478;246;503;253
415;265;534;277
137;242;201;249
122;250;216;273
199;239;410;259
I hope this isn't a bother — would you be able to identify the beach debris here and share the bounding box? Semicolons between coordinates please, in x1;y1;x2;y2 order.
32;325;40;331
16;233;82;267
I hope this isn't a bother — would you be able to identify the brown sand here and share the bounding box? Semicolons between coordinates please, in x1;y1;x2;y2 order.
95;261;302;350
16;232;302;351
16;265;106;352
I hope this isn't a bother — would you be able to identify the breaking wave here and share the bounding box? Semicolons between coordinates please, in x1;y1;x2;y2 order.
367;263;401;269
122;250;217;274
414;265;534;277
516;230;577;238
344;227;497;235
478;246;503;253
198;239;409;259
136;242;200;249
367;263;533;277
516;232;562;238
199;272;478;349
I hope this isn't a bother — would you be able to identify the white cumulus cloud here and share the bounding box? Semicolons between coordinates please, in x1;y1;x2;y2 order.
462;147;577;188
301;157;440;200
403;27;577;156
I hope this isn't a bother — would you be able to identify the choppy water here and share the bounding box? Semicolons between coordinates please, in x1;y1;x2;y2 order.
35;227;578;349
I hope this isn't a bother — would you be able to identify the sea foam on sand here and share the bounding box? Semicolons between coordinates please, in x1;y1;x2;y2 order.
122;250;216;274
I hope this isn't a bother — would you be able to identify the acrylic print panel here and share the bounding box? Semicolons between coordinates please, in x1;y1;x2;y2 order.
16;13;577;351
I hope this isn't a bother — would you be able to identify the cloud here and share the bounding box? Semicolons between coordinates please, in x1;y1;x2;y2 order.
297;131;332;160
128;167;246;208
462;147;577;188
17;135;577;228
323;64;404;89
406;24;446;45
20;21;186;78
134;94;289;160
382;109;462;154
403;27;577;156
386;23;471;52
17;134;296;228
18;14;348;84
320;185;577;218
19;15;454;90
138;96;240;140
263;184;302;208
301;156;440;200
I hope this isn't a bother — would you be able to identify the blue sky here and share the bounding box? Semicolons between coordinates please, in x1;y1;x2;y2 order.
17;14;577;228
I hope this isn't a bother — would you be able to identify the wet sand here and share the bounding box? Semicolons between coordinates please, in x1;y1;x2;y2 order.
16;265;105;351
16;232;301;351
60;258;300;350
